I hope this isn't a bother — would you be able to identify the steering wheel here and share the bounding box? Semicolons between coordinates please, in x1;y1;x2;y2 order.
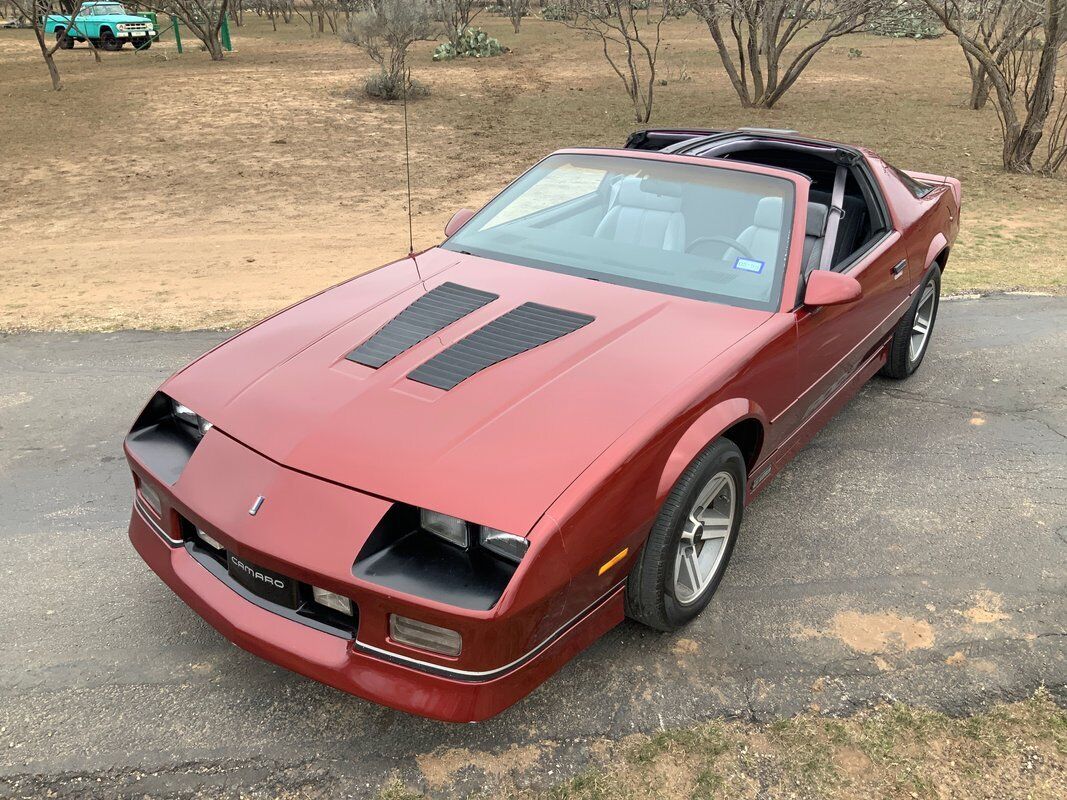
685;236;754;261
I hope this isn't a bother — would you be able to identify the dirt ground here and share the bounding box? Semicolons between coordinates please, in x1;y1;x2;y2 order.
1;15;1065;331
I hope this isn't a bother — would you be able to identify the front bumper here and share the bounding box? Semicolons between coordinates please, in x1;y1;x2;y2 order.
129;504;624;722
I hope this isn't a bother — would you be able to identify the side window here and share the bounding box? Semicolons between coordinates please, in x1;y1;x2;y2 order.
481;164;606;228
829;166;888;271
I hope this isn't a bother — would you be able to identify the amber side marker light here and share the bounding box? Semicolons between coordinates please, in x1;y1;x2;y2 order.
598;548;629;576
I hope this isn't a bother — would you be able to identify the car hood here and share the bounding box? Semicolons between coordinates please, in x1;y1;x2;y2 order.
93;14;151;23
163;249;771;535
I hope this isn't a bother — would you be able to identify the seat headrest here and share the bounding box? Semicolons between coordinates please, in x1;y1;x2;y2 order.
615;177;683;213
753;196;783;229
806;202;829;237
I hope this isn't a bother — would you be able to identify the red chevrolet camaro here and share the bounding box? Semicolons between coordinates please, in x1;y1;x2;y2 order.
126;128;960;722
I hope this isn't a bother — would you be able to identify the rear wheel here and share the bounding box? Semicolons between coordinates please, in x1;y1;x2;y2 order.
881;265;941;379
55;29;74;49
625;438;745;631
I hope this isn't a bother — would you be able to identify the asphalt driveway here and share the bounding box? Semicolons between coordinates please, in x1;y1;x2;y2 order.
0;294;1063;798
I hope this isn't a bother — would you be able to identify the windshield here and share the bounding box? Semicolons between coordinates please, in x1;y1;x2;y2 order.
86;4;127;14
443;153;794;310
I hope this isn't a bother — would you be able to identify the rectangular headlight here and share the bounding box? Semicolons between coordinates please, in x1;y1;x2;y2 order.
479;527;529;563
312;586;353;616
420;509;469;548
389;614;462;657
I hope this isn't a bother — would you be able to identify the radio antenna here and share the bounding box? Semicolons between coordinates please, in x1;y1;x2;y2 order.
402;65;417;272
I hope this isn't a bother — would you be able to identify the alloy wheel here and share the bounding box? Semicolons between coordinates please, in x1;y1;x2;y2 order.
909;280;937;363
672;471;736;605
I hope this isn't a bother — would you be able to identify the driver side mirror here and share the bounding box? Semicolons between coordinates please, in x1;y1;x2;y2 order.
803;269;862;307
444;208;476;238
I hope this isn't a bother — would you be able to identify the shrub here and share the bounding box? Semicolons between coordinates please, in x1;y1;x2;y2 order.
363;71;431;100
342;0;436;100
867;3;943;39
541;4;575;22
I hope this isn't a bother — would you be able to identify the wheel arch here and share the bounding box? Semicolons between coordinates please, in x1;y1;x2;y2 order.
656;398;767;502
923;233;950;274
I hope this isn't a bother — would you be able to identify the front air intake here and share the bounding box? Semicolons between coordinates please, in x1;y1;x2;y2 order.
346;282;498;369
408;302;594;390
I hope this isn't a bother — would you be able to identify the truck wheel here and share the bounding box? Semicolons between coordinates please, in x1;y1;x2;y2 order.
135;38;152;50
55;29;74;49
100;30;122;51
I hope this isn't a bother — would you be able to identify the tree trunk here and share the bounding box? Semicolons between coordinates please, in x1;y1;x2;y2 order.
966;55;990;110
205;29;225;60
42;47;62;90
969;68;990;110
31;24;62;90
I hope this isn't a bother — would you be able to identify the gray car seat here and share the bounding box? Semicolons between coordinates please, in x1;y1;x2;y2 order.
594;177;687;251
724;196;784;267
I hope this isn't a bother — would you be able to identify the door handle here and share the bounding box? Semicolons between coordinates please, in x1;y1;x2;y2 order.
891;259;907;278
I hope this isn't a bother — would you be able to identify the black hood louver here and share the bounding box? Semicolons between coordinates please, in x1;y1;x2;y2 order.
346;282;498;369
408;303;594;391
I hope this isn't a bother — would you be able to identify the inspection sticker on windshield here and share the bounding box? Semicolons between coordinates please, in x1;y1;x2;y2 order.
733;257;765;274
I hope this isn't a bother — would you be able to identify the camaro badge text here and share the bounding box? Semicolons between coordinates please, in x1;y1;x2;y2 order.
248;495;265;516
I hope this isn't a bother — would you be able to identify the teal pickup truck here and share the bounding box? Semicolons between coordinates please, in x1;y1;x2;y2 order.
44;2;156;51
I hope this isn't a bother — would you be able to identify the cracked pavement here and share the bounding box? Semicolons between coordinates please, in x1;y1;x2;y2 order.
0;294;1064;798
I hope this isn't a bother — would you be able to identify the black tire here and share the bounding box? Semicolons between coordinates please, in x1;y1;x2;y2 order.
55;29;74;49
135;38;152;50
625;438;745;632
881;264;941;379
100;29;121;51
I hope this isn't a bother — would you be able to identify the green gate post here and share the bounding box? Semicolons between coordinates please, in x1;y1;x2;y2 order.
220;15;231;51
141;12;158;46
171;15;182;54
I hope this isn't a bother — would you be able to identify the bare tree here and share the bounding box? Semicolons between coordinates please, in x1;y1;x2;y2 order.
1045;68;1067;171
924;0;1067;173
146;0;231;60
342;0;437;99
9;0;89;90
955;0;1042;109
501;0;528;33
554;1;672;123
692;0;877;109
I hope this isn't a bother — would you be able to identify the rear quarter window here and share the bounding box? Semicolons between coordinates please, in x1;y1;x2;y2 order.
889;166;934;199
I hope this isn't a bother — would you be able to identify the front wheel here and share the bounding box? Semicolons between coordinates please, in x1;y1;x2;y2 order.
100;30;122;51
881;265;941;379
626;438;745;632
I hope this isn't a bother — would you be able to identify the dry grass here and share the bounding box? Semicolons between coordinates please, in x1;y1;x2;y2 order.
381;690;1066;799
1;14;1064;332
